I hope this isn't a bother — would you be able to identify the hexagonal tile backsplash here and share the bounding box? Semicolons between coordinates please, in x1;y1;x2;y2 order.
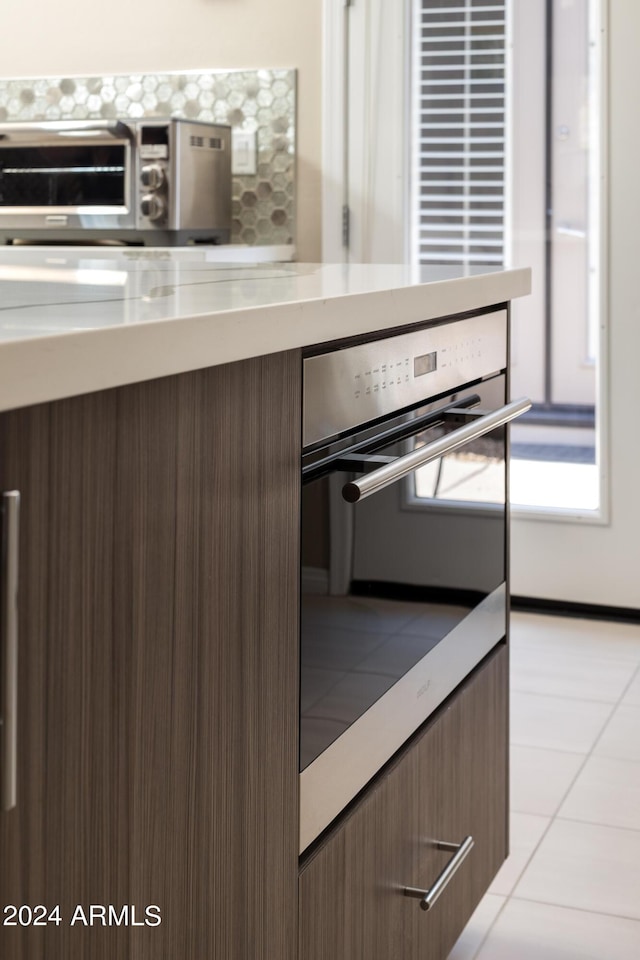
0;68;296;247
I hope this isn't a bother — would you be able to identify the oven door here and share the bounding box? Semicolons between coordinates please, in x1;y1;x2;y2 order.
300;375;528;852
0;121;135;230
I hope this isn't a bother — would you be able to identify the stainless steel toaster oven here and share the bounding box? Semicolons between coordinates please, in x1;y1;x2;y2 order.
0;118;231;245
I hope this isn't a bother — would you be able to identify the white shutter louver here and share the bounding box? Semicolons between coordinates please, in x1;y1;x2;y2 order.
413;0;507;266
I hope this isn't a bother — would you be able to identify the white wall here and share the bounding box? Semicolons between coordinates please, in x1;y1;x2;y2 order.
0;0;322;261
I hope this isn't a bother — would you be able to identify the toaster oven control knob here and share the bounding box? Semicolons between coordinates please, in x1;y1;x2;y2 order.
140;164;166;190
140;193;166;222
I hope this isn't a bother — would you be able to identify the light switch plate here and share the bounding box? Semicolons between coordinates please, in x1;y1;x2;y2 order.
232;130;258;176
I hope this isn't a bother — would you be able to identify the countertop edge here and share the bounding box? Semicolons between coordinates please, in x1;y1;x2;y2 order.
0;266;530;413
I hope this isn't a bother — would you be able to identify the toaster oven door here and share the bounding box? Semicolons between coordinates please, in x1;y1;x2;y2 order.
0;121;135;229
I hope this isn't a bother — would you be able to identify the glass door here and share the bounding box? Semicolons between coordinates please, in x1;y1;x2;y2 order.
411;0;604;516
508;0;603;514
334;0;640;608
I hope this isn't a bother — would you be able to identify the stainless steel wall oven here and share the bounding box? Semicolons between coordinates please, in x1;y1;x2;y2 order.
299;309;530;853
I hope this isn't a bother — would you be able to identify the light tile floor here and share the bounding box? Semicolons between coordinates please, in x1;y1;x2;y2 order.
447;610;640;960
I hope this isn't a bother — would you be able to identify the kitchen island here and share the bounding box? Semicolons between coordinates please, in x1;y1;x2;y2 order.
0;249;530;960
0;248;528;411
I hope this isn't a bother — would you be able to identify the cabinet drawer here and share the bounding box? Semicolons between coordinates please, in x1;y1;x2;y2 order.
299;645;508;960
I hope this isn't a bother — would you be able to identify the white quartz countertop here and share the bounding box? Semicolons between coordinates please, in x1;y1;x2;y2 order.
0;247;530;412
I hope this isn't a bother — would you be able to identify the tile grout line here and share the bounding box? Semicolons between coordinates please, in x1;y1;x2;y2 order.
552;813;640;836
504;672;619;887
508;698;616;823
462;778;561;957
510;686;631;707
488;654;640;952
450;622;640;959
506;892;640;926
510;635;640;663
508;655;640;823
509;742;590;760
463;895;511;960
467;733;601;953
462;660;638;957
589;660;640;757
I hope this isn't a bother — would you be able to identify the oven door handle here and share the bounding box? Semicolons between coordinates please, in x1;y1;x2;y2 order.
342;397;531;503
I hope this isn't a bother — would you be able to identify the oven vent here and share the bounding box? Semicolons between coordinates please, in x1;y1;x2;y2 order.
189;135;223;150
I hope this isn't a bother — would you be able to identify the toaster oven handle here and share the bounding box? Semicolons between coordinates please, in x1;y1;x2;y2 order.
342;397;532;503
0;120;133;141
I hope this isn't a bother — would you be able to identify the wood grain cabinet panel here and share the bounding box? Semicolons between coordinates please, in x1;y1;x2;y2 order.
299;646;508;960
0;352;301;960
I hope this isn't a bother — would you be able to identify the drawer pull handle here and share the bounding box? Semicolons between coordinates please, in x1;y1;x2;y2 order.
1;491;20;812
404;835;474;911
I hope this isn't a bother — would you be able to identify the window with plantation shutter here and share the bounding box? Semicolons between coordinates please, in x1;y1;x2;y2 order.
412;0;507;266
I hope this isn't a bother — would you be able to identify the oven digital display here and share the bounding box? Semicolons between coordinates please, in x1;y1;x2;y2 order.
414;351;437;377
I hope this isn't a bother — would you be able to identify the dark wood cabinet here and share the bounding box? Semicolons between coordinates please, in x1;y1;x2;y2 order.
0;353;301;960
0;343;509;960
298;646;508;960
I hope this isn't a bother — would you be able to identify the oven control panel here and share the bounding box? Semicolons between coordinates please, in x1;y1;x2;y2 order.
303;309;507;447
